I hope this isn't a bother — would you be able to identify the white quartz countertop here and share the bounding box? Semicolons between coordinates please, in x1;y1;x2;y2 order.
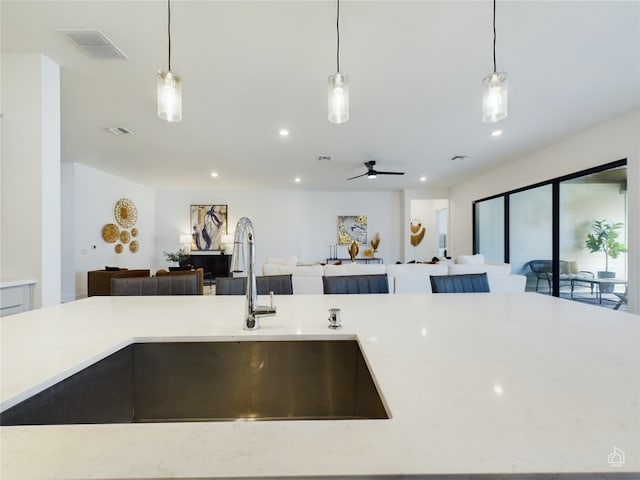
1;293;639;479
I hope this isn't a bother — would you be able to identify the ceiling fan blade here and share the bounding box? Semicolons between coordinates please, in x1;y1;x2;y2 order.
346;172;369;180
375;171;405;175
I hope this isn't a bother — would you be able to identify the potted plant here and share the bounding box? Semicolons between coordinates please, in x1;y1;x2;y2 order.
585;220;627;292
164;249;190;270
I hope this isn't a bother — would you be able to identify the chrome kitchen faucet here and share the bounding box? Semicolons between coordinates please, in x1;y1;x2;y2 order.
231;217;276;330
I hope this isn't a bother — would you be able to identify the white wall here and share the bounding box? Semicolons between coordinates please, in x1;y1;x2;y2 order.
401;189;450;263
450;109;639;313
1;54;60;308
62;163;156;299
154;188;302;272
153;189;405;269
300;190;402;264
408;199;449;262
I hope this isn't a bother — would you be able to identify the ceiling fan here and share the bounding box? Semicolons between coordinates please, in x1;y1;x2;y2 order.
347;161;405;180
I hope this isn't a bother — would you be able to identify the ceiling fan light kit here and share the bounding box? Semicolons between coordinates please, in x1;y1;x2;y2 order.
347;161;405;181
157;0;182;123
482;0;508;123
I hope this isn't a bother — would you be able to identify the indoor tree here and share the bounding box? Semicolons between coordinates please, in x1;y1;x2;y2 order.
585;220;627;273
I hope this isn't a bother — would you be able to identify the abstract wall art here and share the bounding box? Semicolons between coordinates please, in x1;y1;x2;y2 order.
190;205;228;251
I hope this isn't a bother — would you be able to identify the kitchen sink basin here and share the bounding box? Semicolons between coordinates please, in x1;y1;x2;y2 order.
0;339;388;425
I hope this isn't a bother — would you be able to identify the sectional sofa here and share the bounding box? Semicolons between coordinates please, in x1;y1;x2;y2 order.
262;255;526;295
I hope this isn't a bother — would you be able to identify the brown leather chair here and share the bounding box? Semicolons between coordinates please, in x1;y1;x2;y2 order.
156;268;205;295
87;269;151;296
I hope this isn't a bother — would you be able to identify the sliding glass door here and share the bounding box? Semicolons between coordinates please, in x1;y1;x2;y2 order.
473;197;504;263
473;160;628;310
559;167;628;307
509;185;552;292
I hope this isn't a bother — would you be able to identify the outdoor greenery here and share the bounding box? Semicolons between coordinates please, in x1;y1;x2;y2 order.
585;220;627;272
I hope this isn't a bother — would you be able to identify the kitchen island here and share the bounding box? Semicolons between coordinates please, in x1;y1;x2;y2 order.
1;293;638;479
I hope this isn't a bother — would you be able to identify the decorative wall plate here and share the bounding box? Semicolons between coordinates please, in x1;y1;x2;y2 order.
410;228;425;246
120;230;131;244
115;244;124;253
130;240;139;253
131;227;138;237
114;198;137;228
102;223;119;243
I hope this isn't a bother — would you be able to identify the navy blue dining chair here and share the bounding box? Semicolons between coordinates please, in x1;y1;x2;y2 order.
429;273;490;293
215;274;293;295
322;274;389;294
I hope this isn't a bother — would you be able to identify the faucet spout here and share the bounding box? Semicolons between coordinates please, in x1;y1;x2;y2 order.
231;217;276;330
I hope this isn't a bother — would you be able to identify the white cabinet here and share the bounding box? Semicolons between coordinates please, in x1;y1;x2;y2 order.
1;280;36;317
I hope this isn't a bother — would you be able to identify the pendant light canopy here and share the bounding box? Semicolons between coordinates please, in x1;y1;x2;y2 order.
157;0;182;122
482;0;508;123
328;0;349;124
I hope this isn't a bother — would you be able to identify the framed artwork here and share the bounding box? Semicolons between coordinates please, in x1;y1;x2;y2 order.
190;205;228;251
338;215;367;244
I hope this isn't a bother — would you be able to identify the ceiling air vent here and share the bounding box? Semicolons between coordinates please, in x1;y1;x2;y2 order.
105;127;133;136
58;30;128;60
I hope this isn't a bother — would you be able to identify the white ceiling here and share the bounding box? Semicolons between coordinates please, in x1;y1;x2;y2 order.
2;1;638;191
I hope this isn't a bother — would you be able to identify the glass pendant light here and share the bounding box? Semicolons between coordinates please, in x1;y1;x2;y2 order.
328;0;349;124
157;0;182;122
482;0;508;123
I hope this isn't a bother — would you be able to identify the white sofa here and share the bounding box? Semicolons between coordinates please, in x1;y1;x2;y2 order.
262;263;324;294
262;255;526;295
385;263;448;293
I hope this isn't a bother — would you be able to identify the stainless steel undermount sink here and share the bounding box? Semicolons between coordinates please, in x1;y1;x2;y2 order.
0;340;389;425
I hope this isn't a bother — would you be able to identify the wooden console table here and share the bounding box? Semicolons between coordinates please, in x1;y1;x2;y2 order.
326;258;383;264
181;255;231;284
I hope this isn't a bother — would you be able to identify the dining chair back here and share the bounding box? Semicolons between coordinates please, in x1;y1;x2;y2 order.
429;273;490;293
111;274;200;296
322;274;389;294
156;268;205;295
215;274;293;295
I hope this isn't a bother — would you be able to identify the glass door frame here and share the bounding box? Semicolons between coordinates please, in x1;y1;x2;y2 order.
472;159;627;297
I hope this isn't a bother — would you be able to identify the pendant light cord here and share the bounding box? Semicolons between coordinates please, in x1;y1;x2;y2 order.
167;0;172;72
336;0;340;73
492;0;497;73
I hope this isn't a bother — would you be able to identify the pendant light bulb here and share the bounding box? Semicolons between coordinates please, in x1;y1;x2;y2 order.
328;72;349;124
482;0;508;123
157;0;182;122
482;72;508;123
328;0;349;124
157;70;182;122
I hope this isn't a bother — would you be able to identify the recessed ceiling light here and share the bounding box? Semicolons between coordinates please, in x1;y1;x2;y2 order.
294;177;301;183
210;172;219;178
279;129;289;137
419;176;427;182
491;129;503;136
